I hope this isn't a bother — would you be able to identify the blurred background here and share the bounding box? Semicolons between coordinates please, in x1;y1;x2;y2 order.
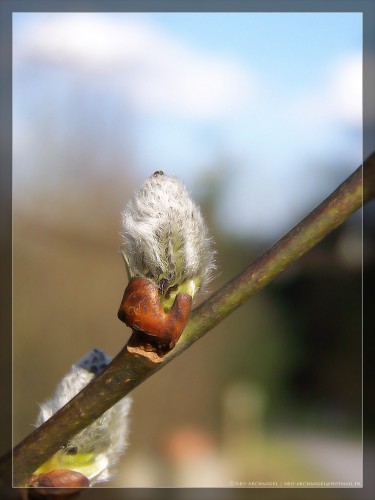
13;13;365;489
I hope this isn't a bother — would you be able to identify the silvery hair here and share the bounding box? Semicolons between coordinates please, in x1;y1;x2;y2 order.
35;349;132;484
120;171;215;295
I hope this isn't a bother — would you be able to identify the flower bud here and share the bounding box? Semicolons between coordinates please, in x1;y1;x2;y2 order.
33;349;132;485
120;171;215;309
118;171;215;356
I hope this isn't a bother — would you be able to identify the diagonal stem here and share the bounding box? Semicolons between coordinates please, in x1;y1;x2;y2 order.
2;153;374;487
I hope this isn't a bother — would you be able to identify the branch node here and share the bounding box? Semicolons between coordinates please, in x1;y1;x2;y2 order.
126;344;164;364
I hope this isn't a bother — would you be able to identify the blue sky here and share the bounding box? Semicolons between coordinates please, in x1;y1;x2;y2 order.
13;12;362;240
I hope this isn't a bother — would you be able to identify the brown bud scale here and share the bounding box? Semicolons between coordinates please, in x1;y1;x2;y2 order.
118;277;192;355
28;469;90;488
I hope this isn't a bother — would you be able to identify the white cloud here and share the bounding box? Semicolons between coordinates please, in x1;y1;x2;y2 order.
290;53;362;128
14;14;255;121
329;54;362;124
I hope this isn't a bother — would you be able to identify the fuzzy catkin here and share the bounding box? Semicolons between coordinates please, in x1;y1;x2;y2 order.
35;349;131;485
121;171;215;297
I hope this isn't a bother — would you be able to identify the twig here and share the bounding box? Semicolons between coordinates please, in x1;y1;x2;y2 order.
3;154;374;487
